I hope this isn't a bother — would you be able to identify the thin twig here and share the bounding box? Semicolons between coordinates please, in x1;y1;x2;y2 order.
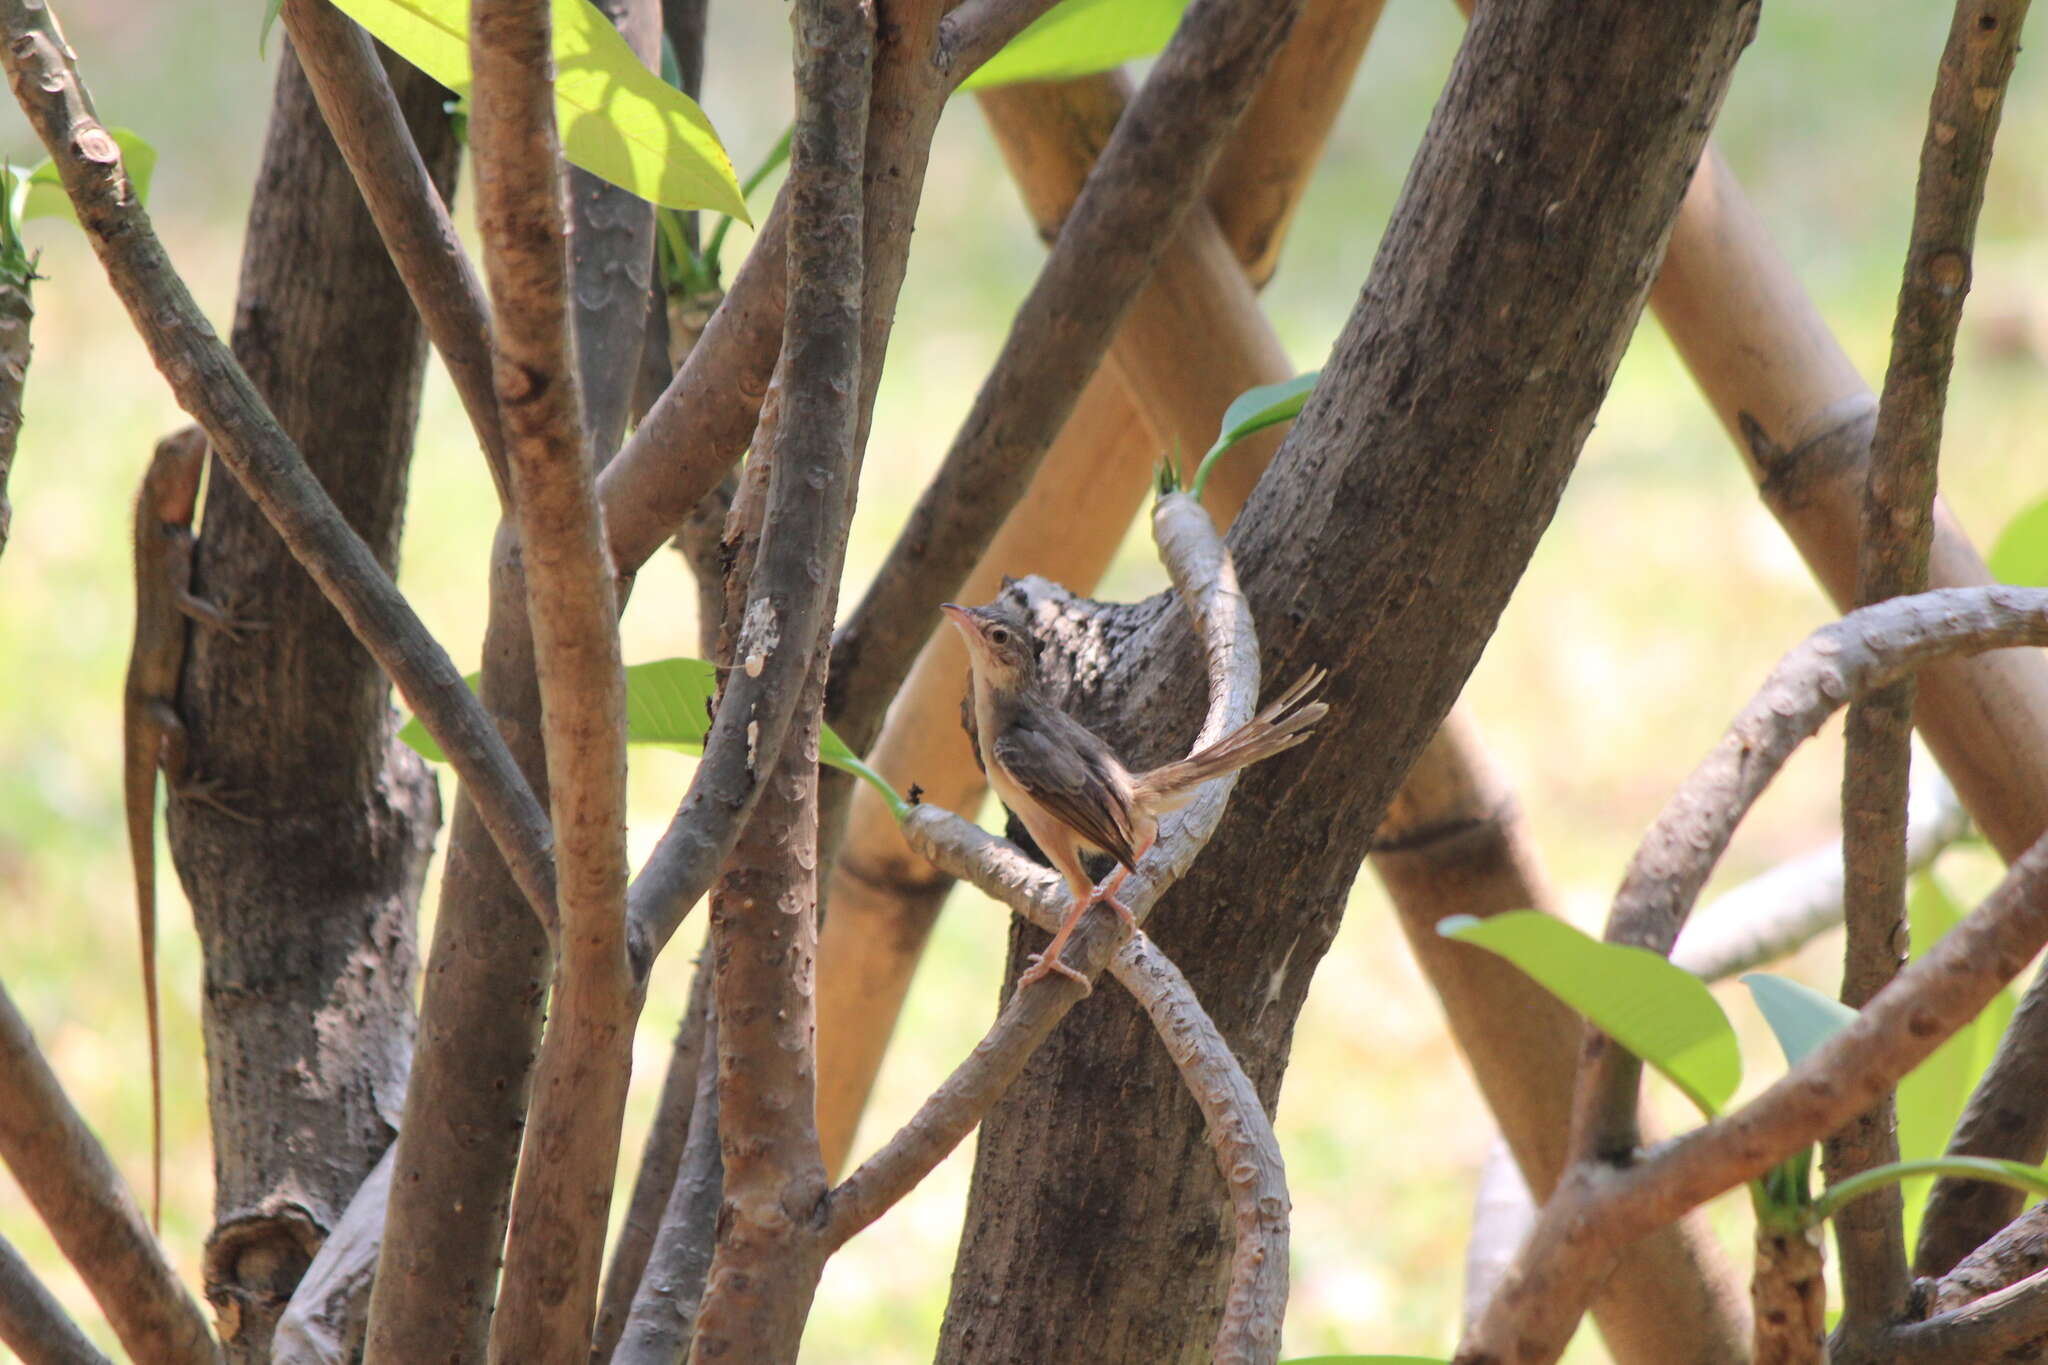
910;808;1290;1364
0;1232;115;1365
1572;586;2048;1165
0;983;218;1365
1671;760;1968;982
1832;0;2027;1325
825;0;1307;754
1932;1200;2048;1315
0;224;30;563
281;0;508;501
824;490;1262;1246
468;0;633;1357
0;1;558;929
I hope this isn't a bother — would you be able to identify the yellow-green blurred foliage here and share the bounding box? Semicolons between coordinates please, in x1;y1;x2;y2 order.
0;1;2044;1361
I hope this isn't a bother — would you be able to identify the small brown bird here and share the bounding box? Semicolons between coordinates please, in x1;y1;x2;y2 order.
943;599;1329;990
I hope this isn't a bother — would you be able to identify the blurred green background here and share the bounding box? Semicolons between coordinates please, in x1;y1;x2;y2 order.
0;1;2043;1361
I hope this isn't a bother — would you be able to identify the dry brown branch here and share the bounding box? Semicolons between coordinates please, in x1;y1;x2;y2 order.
1831;2;2027;1324
1462;587;2048;1365
1887;1266;2048;1364
1575;586;2048;1164
1208;0;1384;284
0;1;558;930
0;1233;114;1365
825;490;1262;1245
908;808;1290;1364
280;0;507;499
933;0;1064;74
467;0;634;1357
0;984;218;1365
825;0;1307;753
1670;761;1967;982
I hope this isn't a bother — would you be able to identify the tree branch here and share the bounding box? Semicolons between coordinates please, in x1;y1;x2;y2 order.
932;0;1062;76
611;1006;723;1365
280;0;508;501
0;1233;115;1365
824;489;1263;1244
0;983;218;1365
272;1146;393;1365
825;0;1307;752
1832;0;2027;1327
466;0;634;1357
1932;1200;2048;1314
909;807;1290;1364
0;0;558;929
1465;809;2048;1365
1573;586;2048;1165
1669;760;1968;982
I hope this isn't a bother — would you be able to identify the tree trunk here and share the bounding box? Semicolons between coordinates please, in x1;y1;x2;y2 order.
937;0;1760;1358
176;45;454;1359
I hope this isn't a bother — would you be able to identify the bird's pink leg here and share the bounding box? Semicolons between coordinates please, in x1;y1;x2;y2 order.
1019;892;1096;990
1094;832;1157;930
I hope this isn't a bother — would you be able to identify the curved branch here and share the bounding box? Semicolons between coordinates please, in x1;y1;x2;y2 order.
1574;587;2048;1163
1670;760;1967;982
0;2;557;929
909;806;1290;1364
824;490;1263;1245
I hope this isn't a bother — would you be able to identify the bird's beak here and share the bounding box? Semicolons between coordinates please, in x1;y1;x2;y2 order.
940;603;985;652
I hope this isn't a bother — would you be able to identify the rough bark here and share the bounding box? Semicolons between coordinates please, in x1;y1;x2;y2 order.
178;46;451;1359
936;1;1760;1359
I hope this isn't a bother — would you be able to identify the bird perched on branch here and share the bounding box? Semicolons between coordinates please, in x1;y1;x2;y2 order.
942;599;1328;990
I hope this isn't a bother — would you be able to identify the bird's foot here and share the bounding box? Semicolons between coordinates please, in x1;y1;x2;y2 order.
1019;951;1091;994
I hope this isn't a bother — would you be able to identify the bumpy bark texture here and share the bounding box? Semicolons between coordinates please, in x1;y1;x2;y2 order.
936;2;1760;1359
178;48;452;1359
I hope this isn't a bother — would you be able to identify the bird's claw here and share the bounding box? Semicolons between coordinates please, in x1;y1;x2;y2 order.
1020;952;1091;994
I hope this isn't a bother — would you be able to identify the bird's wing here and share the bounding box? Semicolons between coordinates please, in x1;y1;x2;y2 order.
993;714;1142;870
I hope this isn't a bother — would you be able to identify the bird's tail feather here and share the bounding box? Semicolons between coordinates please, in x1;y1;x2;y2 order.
1134;667;1329;811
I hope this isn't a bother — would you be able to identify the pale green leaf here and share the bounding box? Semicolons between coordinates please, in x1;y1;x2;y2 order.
18;128;155;224
960;0;1191;91
328;0;746;217
1190;371;1318;500
399;658;907;818
1989;495;2048;587
1742;973;1856;1067
261;0;285;55
1440;910;1740;1117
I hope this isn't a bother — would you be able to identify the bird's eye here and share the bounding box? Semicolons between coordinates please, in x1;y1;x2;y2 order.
988;627;1010;645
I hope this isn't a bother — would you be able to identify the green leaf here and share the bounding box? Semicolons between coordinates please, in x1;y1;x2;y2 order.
16;128;155;224
1190;371;1318;501
1989;495;2048;587
1742;973;1857;1067
261;0;285;55
327;0;746;218
1895;868;2019;1246
399;658;909;820
1440;910;1740;1117
960;0;1191;91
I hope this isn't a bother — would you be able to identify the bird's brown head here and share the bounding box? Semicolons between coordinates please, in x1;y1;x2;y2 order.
941;600;1037;691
